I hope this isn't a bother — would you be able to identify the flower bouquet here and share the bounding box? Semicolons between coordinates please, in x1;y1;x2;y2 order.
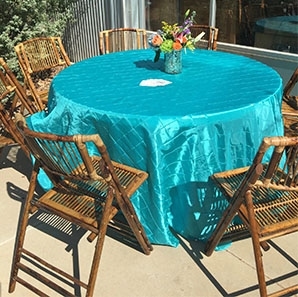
148;9;205;63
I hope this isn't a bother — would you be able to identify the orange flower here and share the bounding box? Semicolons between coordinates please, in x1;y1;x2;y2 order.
182;36;188;43
152;34;163;46
172;41;182;50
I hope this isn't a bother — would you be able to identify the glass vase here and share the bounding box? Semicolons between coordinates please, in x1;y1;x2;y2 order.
164;50;182;74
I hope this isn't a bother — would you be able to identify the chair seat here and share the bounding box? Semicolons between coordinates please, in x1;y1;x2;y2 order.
212;164;298;241
37;89;48;103
284;95;298;110
32;157;148;233
34;188;118;229
0;134;15;147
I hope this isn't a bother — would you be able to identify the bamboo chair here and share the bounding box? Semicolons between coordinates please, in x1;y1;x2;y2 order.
189;25;219;50
9;117;152;297
99;28;147;55
0;58;35;156
205;136;298;297
15;37;71;111
0;58;36;115
283;67;298;113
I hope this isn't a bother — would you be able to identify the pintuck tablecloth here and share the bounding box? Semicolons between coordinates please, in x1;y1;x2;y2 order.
28;49;283;247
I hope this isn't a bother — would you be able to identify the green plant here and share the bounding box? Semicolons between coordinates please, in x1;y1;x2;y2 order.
0;0;77;77
148;9;203;62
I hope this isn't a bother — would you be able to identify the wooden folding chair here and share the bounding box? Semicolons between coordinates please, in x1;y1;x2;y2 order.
99;28;147;55
205;136;298;297
283;67;298;113
189;25;219;50
0;58;36;115
0;58;35;156
15;37;71;111
9;116;152;296
282;68;298;137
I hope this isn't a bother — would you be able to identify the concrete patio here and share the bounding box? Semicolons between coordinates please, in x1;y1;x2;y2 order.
0;145;297;297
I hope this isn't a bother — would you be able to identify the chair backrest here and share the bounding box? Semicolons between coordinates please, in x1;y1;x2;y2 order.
15;37;71;111
246;136;297;190
99;28;147;55
15;37;71;73
189;25;219;50
16;117;147;198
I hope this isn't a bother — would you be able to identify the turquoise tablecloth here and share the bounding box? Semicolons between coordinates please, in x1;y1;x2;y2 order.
28;49;283;247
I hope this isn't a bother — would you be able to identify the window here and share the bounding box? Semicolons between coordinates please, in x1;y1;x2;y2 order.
148;0;298;54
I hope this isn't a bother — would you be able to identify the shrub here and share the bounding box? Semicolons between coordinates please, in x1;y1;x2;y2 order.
0;0;77;77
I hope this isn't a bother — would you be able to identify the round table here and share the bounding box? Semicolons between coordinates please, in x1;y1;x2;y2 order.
28;49;283;247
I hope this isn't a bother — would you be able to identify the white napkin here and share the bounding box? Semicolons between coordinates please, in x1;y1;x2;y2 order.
139;79;172;87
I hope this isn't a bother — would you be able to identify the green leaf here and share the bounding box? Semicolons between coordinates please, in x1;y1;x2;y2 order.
184;9;190;18
154;49;161;62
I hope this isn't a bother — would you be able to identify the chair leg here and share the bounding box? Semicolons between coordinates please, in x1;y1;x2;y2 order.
205;197;244;256
85;187;115;297
245;190;268;297
9;167;39;293
115;191;153;255
122;209;153;254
